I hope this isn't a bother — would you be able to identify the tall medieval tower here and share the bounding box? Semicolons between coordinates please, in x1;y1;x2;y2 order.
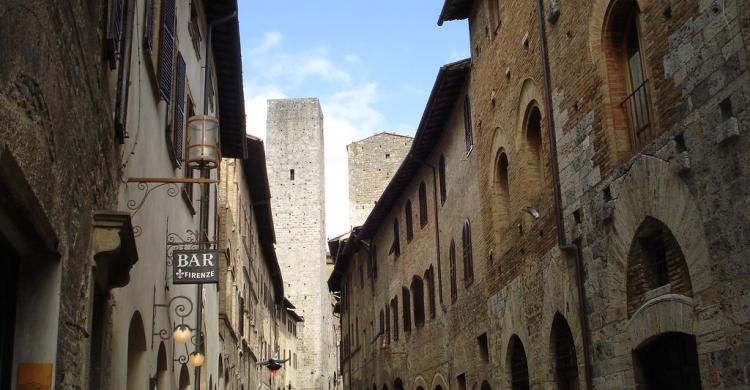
266;98;333;389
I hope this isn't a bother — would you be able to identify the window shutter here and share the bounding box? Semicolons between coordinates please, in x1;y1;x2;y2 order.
106;0;125;68
174;53;186;165
143;0;155;54
157;0;176;102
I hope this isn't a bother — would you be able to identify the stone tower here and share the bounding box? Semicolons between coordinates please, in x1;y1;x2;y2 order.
347;132;413;227
266;98;332;389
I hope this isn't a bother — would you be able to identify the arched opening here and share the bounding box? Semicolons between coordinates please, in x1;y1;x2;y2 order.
449;240;457;303
126;312;147;390
390;297;399;340
495;149;511;225
419;182;428;226
411;276;425;328
424;266;436;319
394;378;404;390
402;286;412;333
462;220;474;284
523;104;544;202
439;155;447;203
633;332;701;389
551;313;579;390
417;387;425;390
508;335;530;390
156;342;168;389
179;363;190;390
436;387;444;390
627;217;692;317
481;381;492;390
385;303;391;342
603;0;653;159
383;385;389;390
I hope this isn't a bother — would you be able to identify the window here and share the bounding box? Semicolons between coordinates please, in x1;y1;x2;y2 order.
449;240;457;303
439;155;447;204
425;266;436;319
379;310;385;336
390;219;401;257
187;0;202;58
419;182;428;227
106;0;137;143
464;96;474;152
496;150;510;222
359;262;364;288
156;0;176;103
402;287;411;333
622;11;652;150
524;104;544;201
290;169;295;180
478;333;489;362
411;276;425;328
238;297;244;337
385;304;391;343
390;297;399;340
370;244;378;280
173;52;186;166
405;201;414;242
462;220;474;285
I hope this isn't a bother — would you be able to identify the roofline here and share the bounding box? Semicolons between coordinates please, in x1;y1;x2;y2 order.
328;59;471;291
348;131;414;147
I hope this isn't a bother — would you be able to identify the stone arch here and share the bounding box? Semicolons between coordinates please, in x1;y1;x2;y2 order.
550;312;579;390
588;0;651;62
514;78;546;206
412;375;429;390
632;331;701;389
431;372;449;390
493;146;511;230
126;311;147;390
506;334;530;390
607;156;712;321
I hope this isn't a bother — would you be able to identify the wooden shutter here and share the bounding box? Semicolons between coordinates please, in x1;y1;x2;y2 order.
143;0;155;54
174;53;186;165
157;0;176;102
106;0;125;68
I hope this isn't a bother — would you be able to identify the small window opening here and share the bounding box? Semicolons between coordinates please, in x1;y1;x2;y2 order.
573;209;582;225
603;186;613;202
674;133;687;153
719;97;733;121
289;169;295;180
385;153;391;159
478;333;489;362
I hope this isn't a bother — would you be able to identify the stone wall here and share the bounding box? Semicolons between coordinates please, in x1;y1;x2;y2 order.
0;1;120;388
348;133;413;227
266;98;334;389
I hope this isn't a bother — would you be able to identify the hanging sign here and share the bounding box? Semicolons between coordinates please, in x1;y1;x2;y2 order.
173;250;219;284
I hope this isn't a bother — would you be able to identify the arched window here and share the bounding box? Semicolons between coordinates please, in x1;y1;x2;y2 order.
480;381;492;390
385;304;391;342
370;244;378;280
419;182;428;227
402;287;412;333
379;310;385;335
464;96;474;152
391;297;399;340
411;276;425;328
394;378;405;390
449;240;458;303
405;201;414;242
633;332;701;389
439;155;447;203
603;0;653;158
508;335;530;390
391;219;401;257
627;217;692;317
462;219;474;284
551;313;579;390
425;266;436;319
523;104;544;202
496;150;511;223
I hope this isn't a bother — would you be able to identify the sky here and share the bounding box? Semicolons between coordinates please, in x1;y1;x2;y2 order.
237;1;469;238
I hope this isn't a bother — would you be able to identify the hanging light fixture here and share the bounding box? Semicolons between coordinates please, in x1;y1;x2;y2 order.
189;351;205;367
172;325;193;344
186;115;220;169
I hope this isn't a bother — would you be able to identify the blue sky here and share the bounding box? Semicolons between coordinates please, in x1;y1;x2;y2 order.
237;1;469;237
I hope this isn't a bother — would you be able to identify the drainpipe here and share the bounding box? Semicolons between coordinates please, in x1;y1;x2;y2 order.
406;154;445;310
534;1;593;388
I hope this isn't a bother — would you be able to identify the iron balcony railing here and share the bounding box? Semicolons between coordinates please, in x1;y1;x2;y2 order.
620;79;653;149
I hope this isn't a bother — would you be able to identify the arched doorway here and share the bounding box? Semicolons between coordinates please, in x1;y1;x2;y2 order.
508;335;530;390
551;313;579;390
394;377;404;390
481;380;491;390
126;312;147;390
633;332;701;389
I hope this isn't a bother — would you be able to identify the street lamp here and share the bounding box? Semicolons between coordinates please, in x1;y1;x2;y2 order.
172;325;192;344
186;115;220;169
189;351;205;367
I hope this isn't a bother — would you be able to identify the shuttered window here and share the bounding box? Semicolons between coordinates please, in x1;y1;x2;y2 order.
173;53;186;165
462;219;474;284
158;0;176;103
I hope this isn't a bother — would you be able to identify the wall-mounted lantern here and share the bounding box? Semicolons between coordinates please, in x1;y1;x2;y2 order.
186;115;220;169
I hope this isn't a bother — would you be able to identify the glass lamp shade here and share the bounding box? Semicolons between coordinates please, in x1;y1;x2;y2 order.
189;351;205;367
172;325;192;344
186;115;220;169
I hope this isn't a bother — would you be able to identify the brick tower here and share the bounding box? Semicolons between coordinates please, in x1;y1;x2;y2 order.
265;98;333;389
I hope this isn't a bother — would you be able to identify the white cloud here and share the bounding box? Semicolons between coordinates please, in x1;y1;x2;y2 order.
245;32;388;238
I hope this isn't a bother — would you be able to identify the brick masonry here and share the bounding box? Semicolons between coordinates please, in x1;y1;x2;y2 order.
333;0;750;389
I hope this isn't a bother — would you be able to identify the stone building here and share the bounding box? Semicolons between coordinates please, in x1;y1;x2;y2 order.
348;132;414;227
218;135;303;390
266;98;336;389
329;0;750;389
0;0;248;389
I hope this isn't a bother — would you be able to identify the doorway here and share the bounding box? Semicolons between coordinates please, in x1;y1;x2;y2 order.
633;332;701;389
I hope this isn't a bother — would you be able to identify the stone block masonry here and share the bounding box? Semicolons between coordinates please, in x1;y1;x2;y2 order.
266;98;335;389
